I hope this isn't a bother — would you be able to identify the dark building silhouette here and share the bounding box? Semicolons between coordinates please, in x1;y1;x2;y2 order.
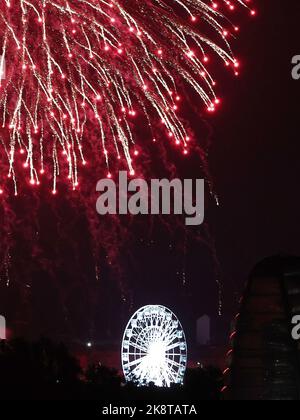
224;256;300;400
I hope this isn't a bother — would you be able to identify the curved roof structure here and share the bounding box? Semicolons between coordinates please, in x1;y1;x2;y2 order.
224;255;300;400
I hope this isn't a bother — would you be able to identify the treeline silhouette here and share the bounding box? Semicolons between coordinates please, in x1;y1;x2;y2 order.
0;338;223;400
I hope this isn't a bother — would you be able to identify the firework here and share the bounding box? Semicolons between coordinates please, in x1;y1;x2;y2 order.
0;0;255;194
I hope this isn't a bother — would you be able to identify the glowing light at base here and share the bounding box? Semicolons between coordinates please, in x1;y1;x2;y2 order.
0;0;255;194
121;305;187;387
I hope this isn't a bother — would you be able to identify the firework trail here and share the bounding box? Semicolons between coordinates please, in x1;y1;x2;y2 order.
0;0;255;194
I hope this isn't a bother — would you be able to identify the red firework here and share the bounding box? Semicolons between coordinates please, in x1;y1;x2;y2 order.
0;0;255;194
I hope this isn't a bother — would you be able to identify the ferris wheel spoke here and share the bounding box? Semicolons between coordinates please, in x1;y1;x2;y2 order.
165;342;181;351
160;331;176;346
165;329;179;343
161;362;178;384
165;366;181;383
166;359;183;369
159;320;172;335
166;353;182;356
131;360;151;379
123;355;148;368
128;341;148;352
161;370;172;387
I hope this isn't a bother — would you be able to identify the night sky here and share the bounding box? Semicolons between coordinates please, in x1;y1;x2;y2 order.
1;0;300;348
211;0;300;315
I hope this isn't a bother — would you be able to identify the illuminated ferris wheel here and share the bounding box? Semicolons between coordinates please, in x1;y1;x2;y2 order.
121;305;187;387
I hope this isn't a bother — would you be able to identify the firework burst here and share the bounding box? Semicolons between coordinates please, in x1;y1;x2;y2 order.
0;0;255;194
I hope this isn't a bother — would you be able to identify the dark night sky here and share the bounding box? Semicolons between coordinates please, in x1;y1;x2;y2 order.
210;0;300;313
2;0;300;347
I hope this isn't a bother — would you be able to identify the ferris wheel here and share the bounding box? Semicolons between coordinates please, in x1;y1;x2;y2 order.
121;305;187;387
